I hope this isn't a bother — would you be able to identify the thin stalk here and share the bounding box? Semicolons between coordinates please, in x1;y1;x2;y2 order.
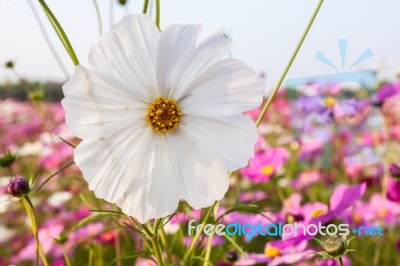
38;0;80;66
159;225;171;263
142;0;150;14
150;236;164;266
26;0;69;79
114;230;122;266
183;201;216;264
37;161;75;190
202;202;219;266
155;0;160;30
22;196;49;266
62;245;72;266
255;0;324;127
92;0;103;36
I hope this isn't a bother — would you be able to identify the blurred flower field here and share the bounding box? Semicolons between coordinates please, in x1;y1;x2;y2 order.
1;78;400;265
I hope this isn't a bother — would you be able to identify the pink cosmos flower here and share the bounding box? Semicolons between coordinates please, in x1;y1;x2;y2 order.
236;241;314;266
387;177;400;202
241;147;289;183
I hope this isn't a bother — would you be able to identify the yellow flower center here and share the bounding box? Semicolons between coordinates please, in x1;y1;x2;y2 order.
146;96;182;134
378;209;388;218
264;246;281;258
311;208;326;218
353;213;362;223
260;165;275;175
325;96;336;108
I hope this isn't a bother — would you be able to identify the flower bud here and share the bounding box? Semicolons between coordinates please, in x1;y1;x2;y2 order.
118;0;127;5
389;163;400;179
0;151;17;168
323;235;346;257
54;233;69;244
6;176;30;197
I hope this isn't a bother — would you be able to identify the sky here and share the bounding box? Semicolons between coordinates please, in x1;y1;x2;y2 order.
1;0;400;92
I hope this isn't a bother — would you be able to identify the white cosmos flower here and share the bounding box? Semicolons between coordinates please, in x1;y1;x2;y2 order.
62;14;264;223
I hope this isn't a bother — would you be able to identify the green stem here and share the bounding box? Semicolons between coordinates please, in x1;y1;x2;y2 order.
202;202;219;266
183;201;216;264
37;161;74;190
22;196;49;266
38;0;80;66
92;0;103;36
255;0;324;127
155;0;160;30
339;257;344;266
150;236;164;266
142;0;150;14
62;245;72;266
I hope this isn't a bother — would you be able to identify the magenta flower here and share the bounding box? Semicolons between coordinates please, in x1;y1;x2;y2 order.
387;177;400;202
272;183;366;248
236;241;314;266
291;171;320;190
241;147;289;183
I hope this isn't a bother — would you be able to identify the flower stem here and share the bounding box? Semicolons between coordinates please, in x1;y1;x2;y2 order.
183;201;216;264
38;0;80;66
62;245;72;266
255;0;324;127
92;0;103;36
22;196;49;266
142;0;150;13
150;235;164;266
155;0;160;30
339;257;344;266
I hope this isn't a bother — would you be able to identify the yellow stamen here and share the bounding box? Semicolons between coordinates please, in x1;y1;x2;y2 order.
260;165;275;175
311;208;326;218
325;96;336;108
264;246;281;258
146;96;182;134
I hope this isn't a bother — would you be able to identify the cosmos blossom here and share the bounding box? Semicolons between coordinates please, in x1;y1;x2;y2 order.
62;14;264;223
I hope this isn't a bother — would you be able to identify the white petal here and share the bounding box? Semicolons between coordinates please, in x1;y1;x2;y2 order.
62;66;147;139
182;115;258;171
172;26;233;100
89;14;160;100
156;23;203;97
74;122;150;203
172;128;230;209
180;59;264;116
116;135;181;223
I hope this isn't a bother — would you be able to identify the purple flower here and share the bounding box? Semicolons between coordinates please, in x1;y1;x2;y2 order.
236;241;314;266
387;178;400;202
271;183;366;248
241;148;289;183
6;176;30;197
371;83;400;105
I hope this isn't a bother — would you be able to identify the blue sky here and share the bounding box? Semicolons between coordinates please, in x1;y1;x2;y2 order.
1;0;399;91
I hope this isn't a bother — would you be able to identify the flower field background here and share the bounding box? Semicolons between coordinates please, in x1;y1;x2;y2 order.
1;0;400;265
1;78;400;265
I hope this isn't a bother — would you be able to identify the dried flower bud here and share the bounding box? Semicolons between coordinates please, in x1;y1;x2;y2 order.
118;0;127;5
6;176;30;197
